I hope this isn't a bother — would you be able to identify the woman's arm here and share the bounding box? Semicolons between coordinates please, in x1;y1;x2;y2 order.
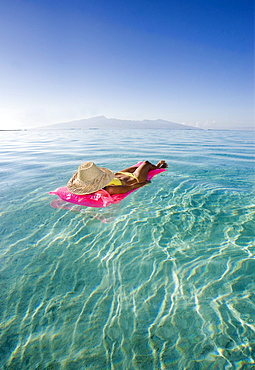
104;181;148;195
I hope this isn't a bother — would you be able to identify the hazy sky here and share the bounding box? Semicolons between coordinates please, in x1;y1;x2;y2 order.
0;0;254;130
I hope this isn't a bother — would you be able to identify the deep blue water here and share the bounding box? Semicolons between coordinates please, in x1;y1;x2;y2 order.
0;129;254;369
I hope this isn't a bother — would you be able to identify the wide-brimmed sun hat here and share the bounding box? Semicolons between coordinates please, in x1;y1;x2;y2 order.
67;161;114;195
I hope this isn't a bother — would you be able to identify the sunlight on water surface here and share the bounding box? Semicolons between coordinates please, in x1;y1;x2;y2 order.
0;129;254;369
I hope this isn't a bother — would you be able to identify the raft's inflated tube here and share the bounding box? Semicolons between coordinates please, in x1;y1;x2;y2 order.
49;162;166;208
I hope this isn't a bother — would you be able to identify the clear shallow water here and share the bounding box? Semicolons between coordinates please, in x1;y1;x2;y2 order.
0;129;254;370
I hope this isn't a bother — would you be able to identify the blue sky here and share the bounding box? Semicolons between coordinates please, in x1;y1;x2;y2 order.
0;0;254;130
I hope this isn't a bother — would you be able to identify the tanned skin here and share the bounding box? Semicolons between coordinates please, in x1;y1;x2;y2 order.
103;160;168;195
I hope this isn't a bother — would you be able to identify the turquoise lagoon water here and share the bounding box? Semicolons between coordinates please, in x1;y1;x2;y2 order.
0;129;254;370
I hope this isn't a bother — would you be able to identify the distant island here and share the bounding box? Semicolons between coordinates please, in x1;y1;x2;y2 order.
39;116;201;130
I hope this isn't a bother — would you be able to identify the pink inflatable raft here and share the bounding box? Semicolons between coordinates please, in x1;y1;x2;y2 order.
49;162;166;208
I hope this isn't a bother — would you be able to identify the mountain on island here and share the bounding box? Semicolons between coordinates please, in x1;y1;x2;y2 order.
40;116;200;130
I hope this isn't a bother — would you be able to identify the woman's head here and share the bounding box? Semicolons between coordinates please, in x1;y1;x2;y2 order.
67;161;114;195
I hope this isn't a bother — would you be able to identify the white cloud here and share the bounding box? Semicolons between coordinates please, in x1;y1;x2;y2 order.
192;120;217;129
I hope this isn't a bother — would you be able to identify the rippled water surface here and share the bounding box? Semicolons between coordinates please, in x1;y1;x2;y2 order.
0;129;255;369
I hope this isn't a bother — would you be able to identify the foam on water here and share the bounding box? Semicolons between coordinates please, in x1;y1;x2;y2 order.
0;129;254;369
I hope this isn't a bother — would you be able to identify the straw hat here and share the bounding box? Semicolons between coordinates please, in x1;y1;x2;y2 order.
67;161;114;195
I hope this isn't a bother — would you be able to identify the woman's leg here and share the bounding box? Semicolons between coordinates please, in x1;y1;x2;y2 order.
119;160;167;173
132;160;167;182
117;160;167;182
131;161;156;182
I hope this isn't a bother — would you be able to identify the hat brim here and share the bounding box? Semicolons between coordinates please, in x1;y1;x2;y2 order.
67;166;114;195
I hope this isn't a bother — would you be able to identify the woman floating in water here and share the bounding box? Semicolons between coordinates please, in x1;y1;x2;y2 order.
67;160;168;195
49;160;168;208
